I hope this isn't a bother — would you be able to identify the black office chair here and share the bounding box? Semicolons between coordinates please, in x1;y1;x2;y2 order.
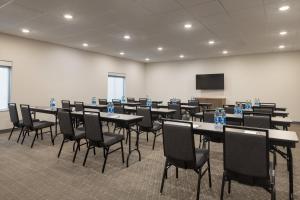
137;107;162;150
243;112;271;129
74;101;84;127
127;97;135;102
8;103;25;142
57;109;85;163
83;112;124;173
168;103;182;120
99;99;107;105
188;100;200;121
139;98;147;106
160;120;211;200
113;105;129;138
203;109;215;123
112;99;121;105
221;125;275;200
61;100;71;111
19;104;54;148
253;106;274;115
223;105;235;114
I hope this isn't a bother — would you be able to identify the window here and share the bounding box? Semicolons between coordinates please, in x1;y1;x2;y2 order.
0;65;11;111
107;73;125;102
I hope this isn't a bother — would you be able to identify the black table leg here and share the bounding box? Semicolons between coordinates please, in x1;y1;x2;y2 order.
287;147;294;200
126;126;141;167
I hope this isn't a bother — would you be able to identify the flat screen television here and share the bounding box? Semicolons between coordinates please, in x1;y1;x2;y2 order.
196;73;224;90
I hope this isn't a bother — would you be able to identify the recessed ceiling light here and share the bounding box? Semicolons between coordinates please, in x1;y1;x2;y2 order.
21;28;30;33
157;46;163;51
64;14;73;20
278;45;285;49
123;35;131;40
179;54;185;58
208;40;215;45
82;43;88;47
222;50;228;55
279;5;290;11
145;58;150;61
279;31;287;36
120;52;125;55
184;23;192;29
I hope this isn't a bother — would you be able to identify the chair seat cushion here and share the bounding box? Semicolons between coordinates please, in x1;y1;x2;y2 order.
195;148;209;168
103;132;124;146
32;121;54;129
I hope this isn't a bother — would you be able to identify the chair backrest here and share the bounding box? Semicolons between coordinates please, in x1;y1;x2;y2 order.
169;99;181;104
162;120;196;169
127;97;135;102
99;99;107;105
223;126;269;178
253;106;273;115
8;103;20;126
152;102;159;108
139;98;147;106
74;101;84;112
114;105;124;114
61;100;71;110
168;103;182;120
20;104;33;128
137;107;152;128
188;100;200;113
57;109;75;137
223;105;235;114
260;103;276;109
112;99;121;105
203;110;215;123
84;112;104;142
243;113;271;129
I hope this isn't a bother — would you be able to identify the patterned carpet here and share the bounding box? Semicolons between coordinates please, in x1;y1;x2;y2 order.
0;124;299;200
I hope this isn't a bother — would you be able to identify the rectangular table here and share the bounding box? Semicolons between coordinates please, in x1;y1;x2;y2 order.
194;112;292;130
124;106;176;115
170;120;298;200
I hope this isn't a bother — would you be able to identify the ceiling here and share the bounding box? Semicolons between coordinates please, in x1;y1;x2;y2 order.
0;0;299;62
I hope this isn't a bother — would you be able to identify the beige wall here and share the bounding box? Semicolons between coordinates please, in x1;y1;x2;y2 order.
145;52;300;121
0;33;145;129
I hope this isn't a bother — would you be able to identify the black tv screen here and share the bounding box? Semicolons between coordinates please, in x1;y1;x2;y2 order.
196;74;224;90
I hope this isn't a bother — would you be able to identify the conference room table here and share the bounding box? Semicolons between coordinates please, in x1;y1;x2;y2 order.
180;102;212;109
30;106;145;167
124;106;176;116
194;112;292;130
177;121;298;200
70;103;107;111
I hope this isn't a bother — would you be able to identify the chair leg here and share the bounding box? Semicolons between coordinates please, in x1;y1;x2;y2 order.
196;168;202;200
220;173;226;200
160;159;168;193
176;167;178;179
30;130;38;148
72;141;76;152
21;129;27;144
72;140;80;163
152;132;157;150
57;139;65;158
50;126;54;145
228;180;231;194
40;129;43;140
121;141;125;163
8;126;15;140
83;143;91;166
207;159;212;188
146;132;149;142
93;147;96;155
17;127;24;143
102;147;109;173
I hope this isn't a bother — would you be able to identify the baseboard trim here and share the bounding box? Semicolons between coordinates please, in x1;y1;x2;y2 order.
0;128;13;134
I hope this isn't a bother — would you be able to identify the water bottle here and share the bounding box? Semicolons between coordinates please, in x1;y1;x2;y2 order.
148;98;152;108
91;97;96;105
238;104;243;114
107;102;111;113
214;109;219;125
221;109;226;125
121;96;126;103
50;98;56;109
111;103;115;113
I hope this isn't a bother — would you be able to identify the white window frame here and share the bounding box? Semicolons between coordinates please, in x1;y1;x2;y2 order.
0;60;12;112
107;72;126;102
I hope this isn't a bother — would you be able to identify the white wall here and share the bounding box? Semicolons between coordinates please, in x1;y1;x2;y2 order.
0;33;145;129
145;52;300;121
